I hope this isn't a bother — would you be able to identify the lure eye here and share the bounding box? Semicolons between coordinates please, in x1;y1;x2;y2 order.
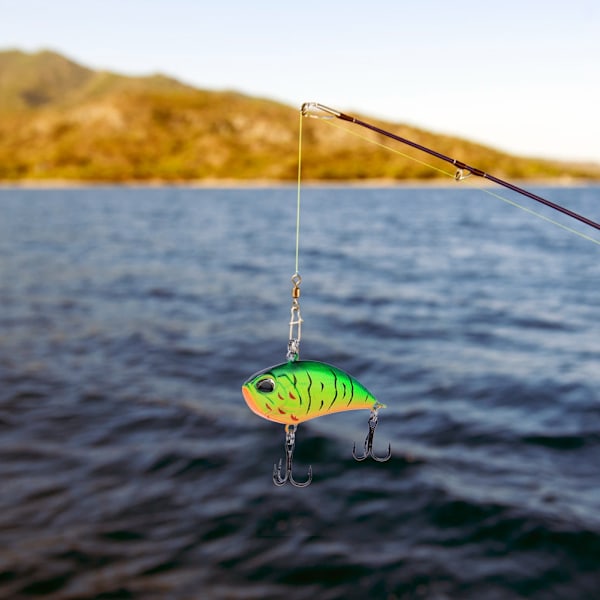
256;378;275;393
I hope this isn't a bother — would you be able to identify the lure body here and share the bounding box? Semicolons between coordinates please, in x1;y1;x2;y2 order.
242;360;384;426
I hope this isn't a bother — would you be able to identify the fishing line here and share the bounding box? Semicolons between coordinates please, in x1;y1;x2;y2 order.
294;110;303;275
320;117;455;179
319;117;600;247
476;187;600;247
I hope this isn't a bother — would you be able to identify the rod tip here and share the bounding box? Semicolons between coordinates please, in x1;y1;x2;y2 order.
301;102;339;119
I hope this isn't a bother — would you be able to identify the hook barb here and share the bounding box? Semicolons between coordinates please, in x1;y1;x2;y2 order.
352;407;391;463
273;424;313;487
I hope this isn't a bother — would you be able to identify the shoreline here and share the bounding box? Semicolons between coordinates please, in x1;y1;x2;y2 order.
1;176;598;190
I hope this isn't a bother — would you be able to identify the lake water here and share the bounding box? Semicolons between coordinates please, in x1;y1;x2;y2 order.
1;184;599;599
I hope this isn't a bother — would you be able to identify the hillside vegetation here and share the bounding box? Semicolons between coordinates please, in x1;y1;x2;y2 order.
1;49;598;183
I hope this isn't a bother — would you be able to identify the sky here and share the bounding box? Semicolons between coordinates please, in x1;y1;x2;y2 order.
1;0;599;163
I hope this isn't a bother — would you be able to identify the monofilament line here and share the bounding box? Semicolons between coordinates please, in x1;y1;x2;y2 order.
294;109;303;275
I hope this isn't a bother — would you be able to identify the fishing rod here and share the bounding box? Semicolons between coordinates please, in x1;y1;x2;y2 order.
301;102;600;233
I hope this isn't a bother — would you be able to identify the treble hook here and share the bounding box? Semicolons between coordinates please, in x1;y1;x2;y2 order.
352;406;392;462
273;424;313;487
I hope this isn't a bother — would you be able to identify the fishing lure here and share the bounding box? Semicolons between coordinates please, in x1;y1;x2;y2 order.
243;359;390;487
243;273;391;487
243;362;391;487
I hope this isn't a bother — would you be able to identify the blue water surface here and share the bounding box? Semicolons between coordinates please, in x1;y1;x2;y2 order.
0;184;599;599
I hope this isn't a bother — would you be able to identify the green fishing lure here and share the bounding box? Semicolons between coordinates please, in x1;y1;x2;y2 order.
242;360;385;426
243;357;391;487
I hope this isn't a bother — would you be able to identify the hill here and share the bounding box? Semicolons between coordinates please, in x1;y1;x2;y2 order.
1;49;598;183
